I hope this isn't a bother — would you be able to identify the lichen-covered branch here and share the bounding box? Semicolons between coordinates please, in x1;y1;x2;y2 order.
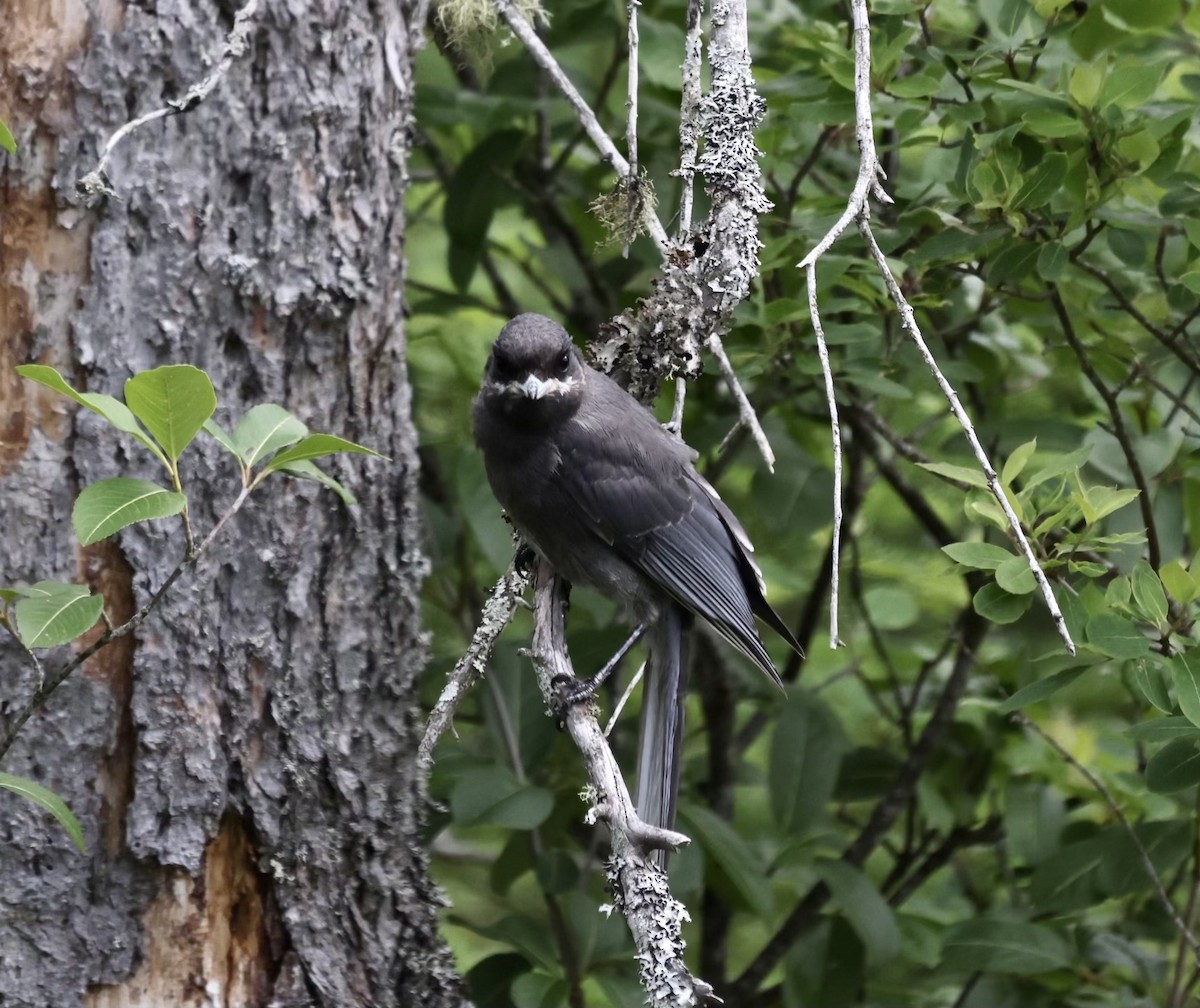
597;0;775;475
417;559;531;783
531;563;710;1008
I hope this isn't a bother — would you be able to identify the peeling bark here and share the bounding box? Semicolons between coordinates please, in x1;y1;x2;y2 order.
0;2;463;1006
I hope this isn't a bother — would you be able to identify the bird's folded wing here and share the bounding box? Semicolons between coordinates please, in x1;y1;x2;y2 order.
559;432;782;686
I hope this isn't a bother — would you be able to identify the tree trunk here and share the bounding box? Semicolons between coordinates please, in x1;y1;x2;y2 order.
0;2;464;1006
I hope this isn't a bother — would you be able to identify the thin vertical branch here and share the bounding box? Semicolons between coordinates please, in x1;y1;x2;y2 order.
494;0;670;253
678;0;704;233
623;0;641;259
807;264;843;647
795;0;1076;656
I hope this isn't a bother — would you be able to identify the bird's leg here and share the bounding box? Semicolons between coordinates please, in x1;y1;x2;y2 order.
554;623;648;708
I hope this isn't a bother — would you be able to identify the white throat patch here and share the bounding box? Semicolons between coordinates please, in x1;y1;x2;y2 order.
489;374;579;400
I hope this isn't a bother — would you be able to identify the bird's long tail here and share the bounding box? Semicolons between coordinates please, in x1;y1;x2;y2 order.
635;605;689;869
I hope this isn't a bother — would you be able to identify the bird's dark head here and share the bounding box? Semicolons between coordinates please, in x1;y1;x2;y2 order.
478;313;585;425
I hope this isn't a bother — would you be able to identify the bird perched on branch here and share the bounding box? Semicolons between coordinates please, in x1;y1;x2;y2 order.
472;312;800;861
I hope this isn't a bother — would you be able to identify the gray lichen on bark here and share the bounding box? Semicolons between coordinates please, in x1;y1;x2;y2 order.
595;0;772;404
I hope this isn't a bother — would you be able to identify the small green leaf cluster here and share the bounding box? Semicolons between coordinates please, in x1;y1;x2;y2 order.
2;363;378;850
2;364;377;653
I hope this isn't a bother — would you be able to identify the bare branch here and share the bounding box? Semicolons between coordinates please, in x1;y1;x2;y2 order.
417;558;531;782
807;264;842;646
494;0;670;252
856;220;1075;655
531;563;710;1008
77;0;261;201
1015;712;1200;961
624;0;641;259
598;0;776;478
794;0;1076;655
677;0;704;233
1;484;257;762
705;331;774;472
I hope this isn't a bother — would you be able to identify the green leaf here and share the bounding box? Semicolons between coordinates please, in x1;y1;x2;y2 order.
71;478;186;546
17;365;166;465
1128;717;1200;744
449;766;553;829
1131;560;1169;626
863;586;918;630
0;773;84;852
1022;110;1085;139
1069;63;1104;107
1099;64;1164;110
942;541;1014;571
444;130;527;290
1145;737;1200;793
232;404;308;466
0;118;16;154
1001;439;1037;485
679;805;773;917
1133;659;1175;713
1030;834;1108;911
1077;485;1141;525
277;460;359;506
973;583;1032;624
264;433;381;471
124;365;217;462
995;555;1036;595
1085;612;1150;659
1099;821;1191;897
1159;560;1199;605
1171;654;1200;729
1036;242;1069;280
202;418;242;459
14;581;104;649
1009;153;1068;212
1024;446;1092;489
769;691;845;833
817;860;901;965
834;747;901;801
941;919;1072;975
998;667;1088;712
917;461;988;489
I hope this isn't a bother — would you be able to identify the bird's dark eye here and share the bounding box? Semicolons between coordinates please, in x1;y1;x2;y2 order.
556;349;571;374
491;345;514;379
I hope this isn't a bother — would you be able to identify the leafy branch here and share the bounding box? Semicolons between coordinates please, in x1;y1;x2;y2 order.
1;363;377;846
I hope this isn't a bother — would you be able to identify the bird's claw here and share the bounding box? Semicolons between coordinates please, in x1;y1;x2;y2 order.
549;673;597;727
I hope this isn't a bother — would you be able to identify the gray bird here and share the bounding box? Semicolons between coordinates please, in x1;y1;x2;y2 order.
472;312;800;858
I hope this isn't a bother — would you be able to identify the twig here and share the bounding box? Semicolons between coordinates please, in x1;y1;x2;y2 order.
0;484;256;762
624;0;641;259
857;221;1074;654
76;0;261;201
417;558;532;781
794;0;1075;656
494;0;670;253
796;0;884;650
807;264;842;646
705;332;774;472
668;379;687;433
677;0;704;233
604;661;646;739
1014;711;1200;961
531;563;708;1008
1048;286;1161;572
